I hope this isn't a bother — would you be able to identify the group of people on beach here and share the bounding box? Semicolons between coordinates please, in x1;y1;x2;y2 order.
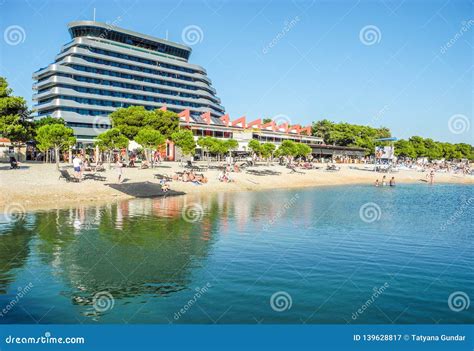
374;176;396;187
172;169;208;184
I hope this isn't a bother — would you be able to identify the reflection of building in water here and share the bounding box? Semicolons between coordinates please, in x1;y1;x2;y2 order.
29;200;219;316
0;221;35;294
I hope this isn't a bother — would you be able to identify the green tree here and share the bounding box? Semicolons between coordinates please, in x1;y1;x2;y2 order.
135;128;166;163
455;143;473;160
408;136;427;158
34;116;65;128
171;129;196;158
197;136;215;162
248;139;261;156
94;128;129;168
110;106;179;140
423;138;443;160
294;143;312;158
35;124;76;169
225;139;239;158
394;139;416;158
260;142;276;164
276;140;298;158
0;77;33;160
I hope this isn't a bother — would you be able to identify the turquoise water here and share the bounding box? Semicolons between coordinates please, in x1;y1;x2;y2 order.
0;184;472;324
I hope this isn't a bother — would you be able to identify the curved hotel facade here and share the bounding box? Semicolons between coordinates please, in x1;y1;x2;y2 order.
33;21;325;159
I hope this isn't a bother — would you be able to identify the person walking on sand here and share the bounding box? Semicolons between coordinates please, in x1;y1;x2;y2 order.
115;159;123;183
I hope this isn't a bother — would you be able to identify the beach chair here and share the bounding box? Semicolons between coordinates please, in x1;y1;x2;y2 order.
288;165;305;174
154;174;173;181
83;173;107;181
9;157;19;169
59;169;80;182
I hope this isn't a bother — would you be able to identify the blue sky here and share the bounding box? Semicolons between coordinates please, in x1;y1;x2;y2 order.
0;0;472;143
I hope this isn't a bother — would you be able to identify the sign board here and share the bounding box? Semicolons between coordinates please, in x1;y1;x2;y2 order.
375;146;394;159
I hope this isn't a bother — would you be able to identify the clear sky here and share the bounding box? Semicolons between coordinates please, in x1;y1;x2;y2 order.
0;0;472;143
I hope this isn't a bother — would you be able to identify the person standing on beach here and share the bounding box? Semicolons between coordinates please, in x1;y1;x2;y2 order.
375;179;379;187
115;159;123;183
389;177;395;187
72;155;82;180
429;169;435;185
382;175;387;186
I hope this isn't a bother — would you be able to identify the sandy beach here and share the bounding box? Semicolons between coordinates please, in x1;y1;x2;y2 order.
0;162;472;211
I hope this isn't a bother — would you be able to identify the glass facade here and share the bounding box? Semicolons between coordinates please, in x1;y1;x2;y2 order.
33;21;225;141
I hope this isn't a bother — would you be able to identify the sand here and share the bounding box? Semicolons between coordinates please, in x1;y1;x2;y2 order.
0;162;472;212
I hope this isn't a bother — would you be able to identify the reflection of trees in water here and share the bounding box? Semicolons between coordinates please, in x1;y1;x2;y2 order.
27;197;223;314
0;219;35;294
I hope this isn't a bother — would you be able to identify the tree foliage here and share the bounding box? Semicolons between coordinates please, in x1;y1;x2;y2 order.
94;128;129;167
395;137;472;160
312;119;391;155
109;106;179;140
36;124;76;169
0;77;32;149
135;128;166;162
171;129;196;156
248;139;261;155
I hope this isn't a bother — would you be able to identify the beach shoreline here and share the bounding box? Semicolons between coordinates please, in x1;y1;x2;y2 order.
1;162;473;212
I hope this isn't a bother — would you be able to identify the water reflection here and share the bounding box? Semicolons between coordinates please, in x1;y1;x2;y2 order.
0;190;316;321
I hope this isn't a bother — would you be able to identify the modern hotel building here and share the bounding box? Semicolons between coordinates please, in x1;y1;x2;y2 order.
33;21;351;160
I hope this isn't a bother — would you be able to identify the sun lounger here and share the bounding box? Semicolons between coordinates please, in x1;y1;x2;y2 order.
83;173;107;181
288;166;305;174
154;174;173;181
59;169;81;182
